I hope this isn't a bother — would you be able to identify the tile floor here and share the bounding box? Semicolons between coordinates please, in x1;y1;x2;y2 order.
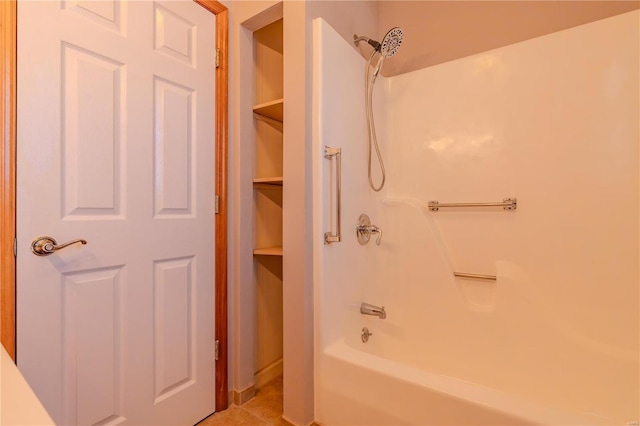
197;376;291;426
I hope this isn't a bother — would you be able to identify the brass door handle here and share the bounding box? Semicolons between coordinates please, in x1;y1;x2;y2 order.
31;236;87;256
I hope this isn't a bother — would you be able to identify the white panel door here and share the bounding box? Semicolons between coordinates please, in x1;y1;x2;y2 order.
16;1;216;425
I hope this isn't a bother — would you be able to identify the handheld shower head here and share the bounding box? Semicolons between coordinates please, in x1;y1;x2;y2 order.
354;27;403;58
356;27;404;192
380;27;403;57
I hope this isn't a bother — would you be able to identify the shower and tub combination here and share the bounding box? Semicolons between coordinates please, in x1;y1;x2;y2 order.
313;11;639;426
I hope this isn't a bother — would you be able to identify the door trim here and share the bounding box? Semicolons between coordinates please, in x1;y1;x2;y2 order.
194;0;230;411
0;0;229;412
0;0;17;363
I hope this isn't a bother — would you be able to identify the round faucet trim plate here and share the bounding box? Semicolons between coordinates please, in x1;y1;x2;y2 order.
361;327;373;343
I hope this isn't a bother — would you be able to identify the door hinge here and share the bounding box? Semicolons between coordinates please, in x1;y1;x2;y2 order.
13;238;17;257
215;48;220;68
215;194;220;214
215;340;220;361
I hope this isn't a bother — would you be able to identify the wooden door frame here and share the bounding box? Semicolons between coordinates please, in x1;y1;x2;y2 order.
0;0;229;411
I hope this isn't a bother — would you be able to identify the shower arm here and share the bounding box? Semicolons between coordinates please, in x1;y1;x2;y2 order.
353;35;381;51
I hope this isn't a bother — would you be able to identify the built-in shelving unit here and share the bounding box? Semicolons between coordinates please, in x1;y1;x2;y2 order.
252;17;284;390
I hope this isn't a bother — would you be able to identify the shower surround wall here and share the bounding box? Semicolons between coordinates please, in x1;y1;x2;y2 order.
313;11;639;426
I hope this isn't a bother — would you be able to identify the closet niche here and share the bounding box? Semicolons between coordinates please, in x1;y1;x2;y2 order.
252;18;284;390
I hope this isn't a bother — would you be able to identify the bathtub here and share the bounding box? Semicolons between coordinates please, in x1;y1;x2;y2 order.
313;199;638;426
316;339;611;426
312;14;639;426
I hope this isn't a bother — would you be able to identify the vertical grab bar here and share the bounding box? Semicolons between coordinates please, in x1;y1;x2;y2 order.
324;146;342;244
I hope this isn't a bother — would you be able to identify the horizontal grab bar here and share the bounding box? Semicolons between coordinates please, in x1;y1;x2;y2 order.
428;198;516;212
453;272;497;281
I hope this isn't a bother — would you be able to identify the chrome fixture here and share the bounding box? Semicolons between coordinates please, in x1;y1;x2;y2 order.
356;213;382;245
31;236;87;256
353;27;404;192
360;302;386;319
454;272;497;281
353;35;382;51
353;27;404;76
379;28;403;58
324;146;342;244
361;327;373;343
428;198;517;212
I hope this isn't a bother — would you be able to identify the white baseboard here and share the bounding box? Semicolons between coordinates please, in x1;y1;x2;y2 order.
232;383;256;406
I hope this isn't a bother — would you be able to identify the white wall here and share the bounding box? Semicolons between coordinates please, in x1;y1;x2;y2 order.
315;10;639;423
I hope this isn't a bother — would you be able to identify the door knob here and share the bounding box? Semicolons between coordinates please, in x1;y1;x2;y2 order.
31;236;87;256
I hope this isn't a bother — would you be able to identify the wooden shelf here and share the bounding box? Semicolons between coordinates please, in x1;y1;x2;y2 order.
253;246;283;256
253;99;283;123
253;177;283;188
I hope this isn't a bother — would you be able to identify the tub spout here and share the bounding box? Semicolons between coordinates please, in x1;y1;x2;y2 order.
360;303;386;319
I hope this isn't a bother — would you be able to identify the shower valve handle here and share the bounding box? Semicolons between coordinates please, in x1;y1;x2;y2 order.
368;226;382;245
356;214;382;246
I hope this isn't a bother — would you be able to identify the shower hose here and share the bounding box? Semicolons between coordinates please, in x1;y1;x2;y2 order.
365;50;386;192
